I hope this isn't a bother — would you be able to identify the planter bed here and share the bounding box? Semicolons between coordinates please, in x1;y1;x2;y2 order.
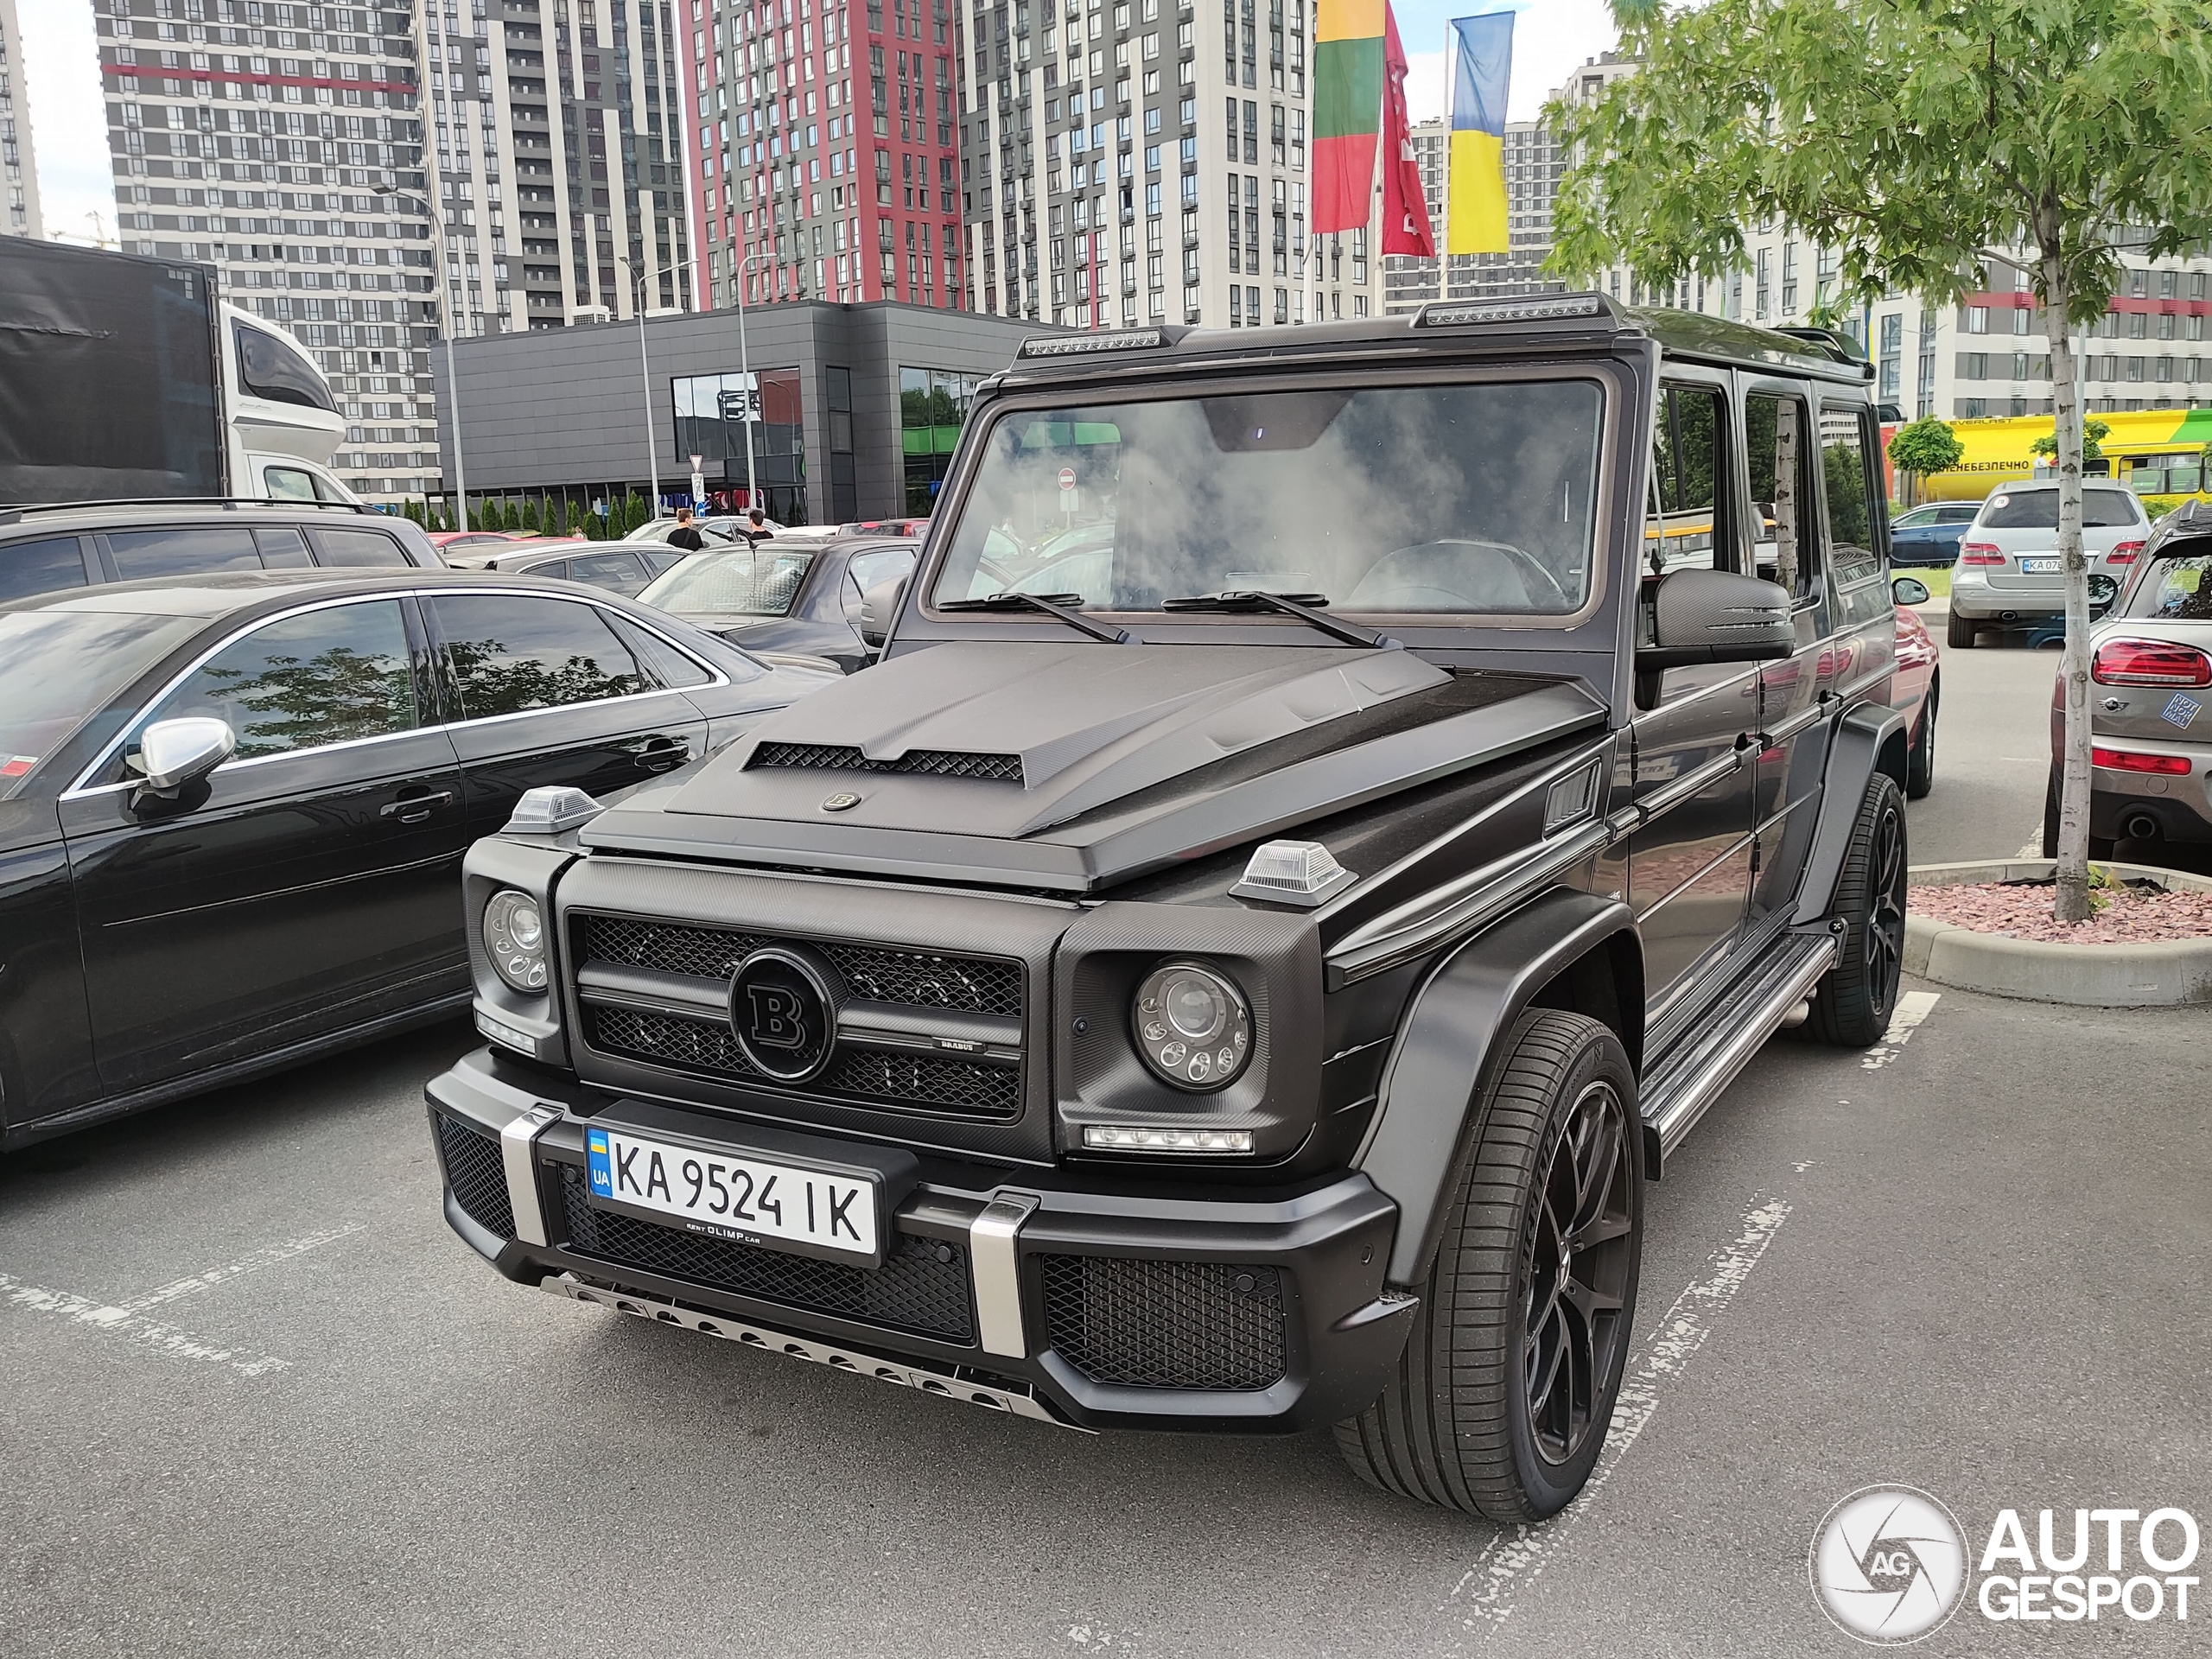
1905;860;2212;1006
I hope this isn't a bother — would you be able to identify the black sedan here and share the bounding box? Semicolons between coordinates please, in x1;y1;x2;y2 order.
0;569;836;1147
634;535;918;673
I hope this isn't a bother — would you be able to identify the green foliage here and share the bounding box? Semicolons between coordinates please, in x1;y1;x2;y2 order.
1888;417;1965;480
2031;418;2111;463
2139;494;2189;518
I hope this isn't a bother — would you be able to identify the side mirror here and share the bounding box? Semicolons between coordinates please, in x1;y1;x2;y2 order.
131;717;236;796
1891;575;1931;607
857;574;911;649
1637;569;1796;671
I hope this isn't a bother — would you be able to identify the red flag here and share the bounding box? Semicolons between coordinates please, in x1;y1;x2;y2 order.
1380;3;1436;257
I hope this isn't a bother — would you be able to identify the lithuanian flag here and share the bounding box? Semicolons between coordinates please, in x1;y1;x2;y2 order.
1313;0;1386;235
1446;12;1513;255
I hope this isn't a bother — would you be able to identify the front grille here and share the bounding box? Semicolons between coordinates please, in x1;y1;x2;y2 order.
584;1004;1022;1119
437;1115;515;1238
558;1165;975;1342
749;741;1025;785
1039;1256;1287;1391
581;916;1022;1018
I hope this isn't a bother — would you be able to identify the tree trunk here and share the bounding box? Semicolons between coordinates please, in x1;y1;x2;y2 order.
2044;235;2094;924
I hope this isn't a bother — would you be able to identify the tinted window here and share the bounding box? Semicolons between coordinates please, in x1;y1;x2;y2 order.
315;528;410;568
1747;393;1819;598
255;527;314;569
141;599;418;761
517;558;571;582
109;527;262;579
1942;505;1980;522
432;594;652;719
566;551;652;595
264;465;319;501
1644;385;1729;575
607;613;718;688
0;608;200;795
0;536;91;603
234;321;337;411
1817;405;1883;586
1980;488;2141;530
847;547;918;594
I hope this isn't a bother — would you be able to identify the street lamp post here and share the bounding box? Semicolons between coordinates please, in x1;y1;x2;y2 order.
732;251;767;516
618;255;696;519
376;179;467;531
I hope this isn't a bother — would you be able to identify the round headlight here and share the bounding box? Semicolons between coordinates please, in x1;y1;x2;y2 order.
1131;961;1252;1090
483;890;548;993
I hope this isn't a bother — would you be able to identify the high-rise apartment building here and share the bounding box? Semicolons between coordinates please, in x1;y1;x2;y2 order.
956;0;1377;330
683;0;965;311
1;0;43;238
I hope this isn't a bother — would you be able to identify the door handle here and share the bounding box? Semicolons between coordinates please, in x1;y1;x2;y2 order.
627;735;693;772
381;788;455;823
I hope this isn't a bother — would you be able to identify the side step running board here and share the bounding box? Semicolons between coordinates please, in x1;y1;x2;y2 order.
540;1270;1089;1432
1638;930;1840;1177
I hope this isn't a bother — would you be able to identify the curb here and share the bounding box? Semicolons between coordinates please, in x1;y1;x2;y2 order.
1905;860;2212;1007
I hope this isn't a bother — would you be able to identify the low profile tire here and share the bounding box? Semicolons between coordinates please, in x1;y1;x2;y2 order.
1946;608;1976;649
1335;1010;1643;1522
1906;690;1937;799
1807;772;1908;1047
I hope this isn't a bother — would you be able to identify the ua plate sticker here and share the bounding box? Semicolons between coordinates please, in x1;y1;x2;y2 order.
587;1127;615;1198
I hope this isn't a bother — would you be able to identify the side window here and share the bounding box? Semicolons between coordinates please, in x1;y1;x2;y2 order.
566;552;652;595
0;537;92;602
1745;393;1820;600
254;527;315;569
109;527;262;579
848;546;918;594
521;559;572;582
310;473;350;502
136;600;418;763
607;612;719;688
314;528;410;568
432;594;653;719
1817;405;1885;587
234;321;337;411
1643;385;1730;575
263;465;319;501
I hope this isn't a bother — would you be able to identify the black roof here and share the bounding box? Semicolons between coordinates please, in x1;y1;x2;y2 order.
0;499;384;532
991;295;1873;393
4;565;620;621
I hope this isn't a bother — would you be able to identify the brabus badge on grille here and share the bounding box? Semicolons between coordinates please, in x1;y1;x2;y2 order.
821;791;863;811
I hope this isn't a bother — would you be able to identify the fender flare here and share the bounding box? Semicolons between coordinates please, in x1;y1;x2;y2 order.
1790;700;1908;926
1353;888;1641;1287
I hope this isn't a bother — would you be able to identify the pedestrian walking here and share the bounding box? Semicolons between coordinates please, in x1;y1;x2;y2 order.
666;507;706;552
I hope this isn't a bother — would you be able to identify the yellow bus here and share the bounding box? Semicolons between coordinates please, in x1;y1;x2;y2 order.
1885;406;2212;504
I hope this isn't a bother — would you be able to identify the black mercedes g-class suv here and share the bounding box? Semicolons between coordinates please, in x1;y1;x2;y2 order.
427;296;1913;1522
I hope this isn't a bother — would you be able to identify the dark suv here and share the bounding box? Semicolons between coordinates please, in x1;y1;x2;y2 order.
0;499;441;605
425;299;1915;1522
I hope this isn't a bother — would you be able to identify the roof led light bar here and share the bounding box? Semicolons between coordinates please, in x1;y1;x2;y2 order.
1017;329;1166;358
1415;295;1609;328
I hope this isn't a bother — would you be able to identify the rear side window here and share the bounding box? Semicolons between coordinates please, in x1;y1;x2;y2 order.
315;528;410;568
566;551;652;595
431;594;653;719
1942;505;1979;522
1981;488;2141;530
1817;404;1884;587
138;599;419;761
1643;385;1730;575
109;527;262;579
234;321;337;411
254;527;314;569
607;613;718;688
1747;392;1820;598
0;536;92;603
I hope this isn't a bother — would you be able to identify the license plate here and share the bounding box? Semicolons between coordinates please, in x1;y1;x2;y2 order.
2019;556;2061;574
584;1126;880;1264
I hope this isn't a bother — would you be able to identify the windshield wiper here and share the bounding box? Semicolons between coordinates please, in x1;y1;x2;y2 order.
938;590;1135;644
1160;590;1402;649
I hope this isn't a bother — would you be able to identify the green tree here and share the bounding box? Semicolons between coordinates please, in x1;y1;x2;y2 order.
1549;0;2212;922
2031;416;2111;465
1888;416;1966;507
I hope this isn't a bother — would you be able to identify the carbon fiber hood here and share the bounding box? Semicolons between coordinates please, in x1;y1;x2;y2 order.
583;640;1605;891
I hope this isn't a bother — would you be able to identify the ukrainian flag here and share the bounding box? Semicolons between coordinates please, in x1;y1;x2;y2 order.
1446;12;1513;255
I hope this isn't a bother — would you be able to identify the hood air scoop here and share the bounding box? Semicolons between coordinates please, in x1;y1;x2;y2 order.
748;742;1026;785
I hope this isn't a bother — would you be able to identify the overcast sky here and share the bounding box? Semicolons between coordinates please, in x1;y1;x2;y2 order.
1399;0;1618;128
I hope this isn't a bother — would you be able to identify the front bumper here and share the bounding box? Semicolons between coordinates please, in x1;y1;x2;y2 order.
427;1047;1414;1433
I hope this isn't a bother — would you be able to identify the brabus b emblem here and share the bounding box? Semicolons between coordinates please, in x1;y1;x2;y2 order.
728;947;838;1082
821;791;862;812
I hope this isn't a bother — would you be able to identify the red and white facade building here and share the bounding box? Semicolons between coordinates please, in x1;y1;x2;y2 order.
682;0;966;308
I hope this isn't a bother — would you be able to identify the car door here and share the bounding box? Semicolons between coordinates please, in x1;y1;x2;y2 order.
426;590;712;842
1629;378;1762;1007
59;594;469;1096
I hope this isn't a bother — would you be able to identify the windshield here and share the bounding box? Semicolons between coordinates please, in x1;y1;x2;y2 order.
1980;487;2139;530
2123;550;2212;620
928;379;1606;617
638;547;817;616
0;607;201;796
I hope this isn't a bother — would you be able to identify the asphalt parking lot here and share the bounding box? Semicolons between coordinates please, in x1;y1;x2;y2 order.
4;634;2206;1658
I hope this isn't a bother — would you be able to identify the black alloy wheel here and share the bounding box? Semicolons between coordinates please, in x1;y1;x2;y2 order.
1521;1078;1636;1467
1807;772;1909;1046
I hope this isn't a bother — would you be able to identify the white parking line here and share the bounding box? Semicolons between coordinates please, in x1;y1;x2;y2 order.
1450;1195;1794;1635
1860;990;1941;1070
0;1224;361;1379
